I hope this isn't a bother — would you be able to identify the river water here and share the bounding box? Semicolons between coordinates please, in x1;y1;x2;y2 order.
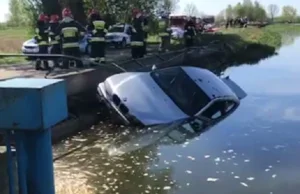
53;37;300;194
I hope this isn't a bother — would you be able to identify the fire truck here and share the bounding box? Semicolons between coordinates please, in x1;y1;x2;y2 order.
169;15;187;29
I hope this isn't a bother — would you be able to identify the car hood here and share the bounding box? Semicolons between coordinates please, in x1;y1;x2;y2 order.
104;72;188;125
23;38;37;47
106;32;125;37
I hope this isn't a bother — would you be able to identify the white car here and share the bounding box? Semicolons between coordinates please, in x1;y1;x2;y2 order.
97;66;247;126
170;27;184;39
21;35;90;56
105;23;131;48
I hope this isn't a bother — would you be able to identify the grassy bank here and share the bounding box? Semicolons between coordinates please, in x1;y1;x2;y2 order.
1;24;300;65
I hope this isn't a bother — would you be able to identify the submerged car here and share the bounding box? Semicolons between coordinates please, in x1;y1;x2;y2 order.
97;66;247;126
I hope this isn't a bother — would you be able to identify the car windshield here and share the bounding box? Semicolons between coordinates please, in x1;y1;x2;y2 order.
108;25;124;33
150;67;211;116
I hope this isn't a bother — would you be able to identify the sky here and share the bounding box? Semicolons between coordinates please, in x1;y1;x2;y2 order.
0;0;300;22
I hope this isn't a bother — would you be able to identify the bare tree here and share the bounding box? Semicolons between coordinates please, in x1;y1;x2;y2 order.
268;4;279;21
184;3;199;16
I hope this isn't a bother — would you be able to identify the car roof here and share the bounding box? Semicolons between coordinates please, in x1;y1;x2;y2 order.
181;66;238;99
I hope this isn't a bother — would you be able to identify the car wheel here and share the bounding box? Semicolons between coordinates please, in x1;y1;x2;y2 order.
121;38;126;48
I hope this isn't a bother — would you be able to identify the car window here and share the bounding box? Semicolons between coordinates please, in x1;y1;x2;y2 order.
108;25;125;33
201;100;236;120
150;67;210;116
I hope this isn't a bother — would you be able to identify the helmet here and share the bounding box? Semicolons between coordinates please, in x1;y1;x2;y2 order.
50;14;59;22
62;8;72;18
38;14;46;21
88;9;99;18
132;8;140;16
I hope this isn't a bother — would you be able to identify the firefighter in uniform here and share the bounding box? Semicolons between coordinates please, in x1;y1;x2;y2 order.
55;8;86;68
35;13;49;70
184;17;197;48
130;8;145;59
49;14;61;68
158;12;171;52
86;9;107;63
142;14;149;56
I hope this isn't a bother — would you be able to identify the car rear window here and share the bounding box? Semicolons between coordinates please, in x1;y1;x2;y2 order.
151;67;210;116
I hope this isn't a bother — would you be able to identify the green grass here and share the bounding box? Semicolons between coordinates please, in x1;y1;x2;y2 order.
220;26;282;48
265;24;300;35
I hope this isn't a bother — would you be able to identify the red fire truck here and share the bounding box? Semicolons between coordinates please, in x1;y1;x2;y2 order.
169;15;187;29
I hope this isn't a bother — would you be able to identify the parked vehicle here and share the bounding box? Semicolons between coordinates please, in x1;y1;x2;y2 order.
97;66;247;126
170;27;184;39
21;34;90;56
105;23;131;48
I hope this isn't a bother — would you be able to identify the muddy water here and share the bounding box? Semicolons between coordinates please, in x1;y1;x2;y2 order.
52;37;300;194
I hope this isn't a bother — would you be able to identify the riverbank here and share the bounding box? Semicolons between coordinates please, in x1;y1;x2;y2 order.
1;24;300;65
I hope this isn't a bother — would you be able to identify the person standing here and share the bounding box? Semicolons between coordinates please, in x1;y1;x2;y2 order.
184;17;196;48
158;12;171;52
35;13;49;70
49;14;61;68
130;8;145;59
55;8;86;68
86;9;107;63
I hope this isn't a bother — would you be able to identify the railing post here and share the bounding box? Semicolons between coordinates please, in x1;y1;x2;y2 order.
0;78;68;194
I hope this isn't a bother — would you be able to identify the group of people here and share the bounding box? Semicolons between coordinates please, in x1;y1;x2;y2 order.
225;17;249;29
34;8;198;70
35;8;110;70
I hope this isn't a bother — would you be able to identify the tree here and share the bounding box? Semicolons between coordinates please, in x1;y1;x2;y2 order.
215;10;226;24
281;5;297;22
233;2;245;18
253;1;267;21
268;4;279;21
157;0;179;14
183;3;199;16
8;0;28;26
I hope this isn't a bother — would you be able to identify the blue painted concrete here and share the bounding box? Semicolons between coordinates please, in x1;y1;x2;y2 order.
0;78;69;194
0;78;68;130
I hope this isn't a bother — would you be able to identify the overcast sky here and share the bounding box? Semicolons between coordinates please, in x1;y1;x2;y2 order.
0;0;299;22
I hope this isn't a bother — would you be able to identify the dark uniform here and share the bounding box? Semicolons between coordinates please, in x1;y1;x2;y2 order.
35;14;49;70
55;8;86;68
49;14;61;67
142;16;149;55
86;10;107;63
158;15;171;52
130;9;145;59
184;19;196;48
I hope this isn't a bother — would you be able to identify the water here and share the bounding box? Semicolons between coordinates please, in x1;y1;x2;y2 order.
54;38;300;194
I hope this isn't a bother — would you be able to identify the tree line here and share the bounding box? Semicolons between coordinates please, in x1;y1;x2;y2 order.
215;0;298;24
5;0;179;33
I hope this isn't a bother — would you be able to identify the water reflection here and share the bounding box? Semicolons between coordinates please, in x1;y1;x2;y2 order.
53;37;300;194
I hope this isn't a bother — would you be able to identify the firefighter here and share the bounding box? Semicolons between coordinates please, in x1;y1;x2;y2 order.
49;14;61;68
86;9;107;63
55;8;86;68
130;8;145;59
184;17;196;48
158;12;171;52
142;13;149;55
34;13;49;70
